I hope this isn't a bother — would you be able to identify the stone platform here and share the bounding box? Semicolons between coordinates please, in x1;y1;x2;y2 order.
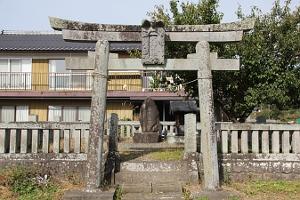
133;132;160;143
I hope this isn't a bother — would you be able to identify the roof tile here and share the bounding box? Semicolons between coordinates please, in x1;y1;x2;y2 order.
0;33;141;52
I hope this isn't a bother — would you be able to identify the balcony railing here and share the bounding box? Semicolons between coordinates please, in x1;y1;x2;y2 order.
0;72;180;92
0;72;32;90
0;72;93;91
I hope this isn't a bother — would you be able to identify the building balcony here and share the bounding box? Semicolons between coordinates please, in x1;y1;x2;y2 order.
0;72;147;91
0;72;185;100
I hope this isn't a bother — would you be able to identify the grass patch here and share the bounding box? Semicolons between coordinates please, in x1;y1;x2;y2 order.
120;148;184;161
147;149;183;161
0;167;58;200
0;166;83;200
231;180;300;198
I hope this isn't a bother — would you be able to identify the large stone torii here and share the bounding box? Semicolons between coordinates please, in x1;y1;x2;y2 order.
50;17;254;192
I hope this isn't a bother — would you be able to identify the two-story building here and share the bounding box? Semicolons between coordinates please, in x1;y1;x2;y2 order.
0;31;186;123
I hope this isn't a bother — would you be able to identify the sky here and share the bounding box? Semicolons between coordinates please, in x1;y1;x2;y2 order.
0;0;299;31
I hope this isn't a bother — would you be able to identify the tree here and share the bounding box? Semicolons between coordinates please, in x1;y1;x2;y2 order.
149;0;300;122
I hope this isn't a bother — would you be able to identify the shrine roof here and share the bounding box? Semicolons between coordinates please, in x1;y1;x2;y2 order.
170;100;199;113
0;31;141;52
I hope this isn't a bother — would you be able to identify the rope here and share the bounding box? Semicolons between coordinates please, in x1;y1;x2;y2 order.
92;72;108;79
181;76;212;86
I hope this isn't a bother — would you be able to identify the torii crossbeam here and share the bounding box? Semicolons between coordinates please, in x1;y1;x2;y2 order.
49;17;254;192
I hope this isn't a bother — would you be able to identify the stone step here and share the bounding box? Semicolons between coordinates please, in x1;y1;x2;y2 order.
118;141;183;152
63;190;114;200
120;160;188;172
121;192;184;200
152;183;183;193
115;171;192;184
121;183;152;193
121;183;182;194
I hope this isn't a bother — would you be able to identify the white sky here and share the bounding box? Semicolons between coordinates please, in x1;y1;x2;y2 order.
0;0;299;30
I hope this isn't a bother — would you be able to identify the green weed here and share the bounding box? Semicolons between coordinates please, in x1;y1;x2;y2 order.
0;167;59;200
113;185;122;200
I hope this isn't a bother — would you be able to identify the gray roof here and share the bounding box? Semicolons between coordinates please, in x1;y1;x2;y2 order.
0;32;141;52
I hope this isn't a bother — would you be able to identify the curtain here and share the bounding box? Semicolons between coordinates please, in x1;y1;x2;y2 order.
16;105;29;122
78;107;91;122
1;106;15;122
48;106;62;122
0;59;9;88
21;59;32;89
63;107;76;122
49;60;70;89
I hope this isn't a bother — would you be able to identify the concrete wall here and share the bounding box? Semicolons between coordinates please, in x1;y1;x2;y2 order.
195;153;300;182
0;154;87;179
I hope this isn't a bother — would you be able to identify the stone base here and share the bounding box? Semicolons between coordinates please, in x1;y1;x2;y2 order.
63;189;114;200
133;132;160;143
166;136;184;144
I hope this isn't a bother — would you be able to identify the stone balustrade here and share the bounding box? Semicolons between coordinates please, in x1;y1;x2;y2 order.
1;120;300;181
117;121;177;138
1;121;300;155
0;122;90;154
213;123;300;154
0;121;179;155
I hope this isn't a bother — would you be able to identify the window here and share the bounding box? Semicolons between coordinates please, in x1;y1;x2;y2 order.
1;106;15;122
78;107;91;122
71;70;89;90
63;106;77;122
0;59;32;89
49;60;70;89
48;106;62;122
48;106;91;122
49;60;90;90
0;105;29;122
16;106;29;122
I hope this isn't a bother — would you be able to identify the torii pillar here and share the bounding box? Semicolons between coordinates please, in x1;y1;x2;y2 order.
197;41;219;189
85;40;109;191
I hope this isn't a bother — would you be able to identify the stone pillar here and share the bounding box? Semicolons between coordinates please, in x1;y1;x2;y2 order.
272;131;280;153
184;113;197;154
109;113;119;153
251;131;259;153
86;40;109;191
197;41;219;191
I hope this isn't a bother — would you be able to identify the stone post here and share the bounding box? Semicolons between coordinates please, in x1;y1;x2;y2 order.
184;113;197;154
197;41;220;190
86;40;109;191
109;113;119;153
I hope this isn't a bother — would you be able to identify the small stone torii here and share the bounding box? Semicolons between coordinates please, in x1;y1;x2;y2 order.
49;17;254;192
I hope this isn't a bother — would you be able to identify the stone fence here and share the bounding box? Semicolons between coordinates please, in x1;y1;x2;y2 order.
1;121;300;155
215;122;300;180
0;121;178;154
214;123;300;154
0;122;90;154
175;113;300;181
116;121;177;138
0;119;300;181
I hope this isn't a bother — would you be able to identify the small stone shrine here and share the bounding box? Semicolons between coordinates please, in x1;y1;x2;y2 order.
133;97;160;143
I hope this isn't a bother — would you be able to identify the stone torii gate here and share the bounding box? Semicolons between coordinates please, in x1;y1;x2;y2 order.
50;17;254;191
